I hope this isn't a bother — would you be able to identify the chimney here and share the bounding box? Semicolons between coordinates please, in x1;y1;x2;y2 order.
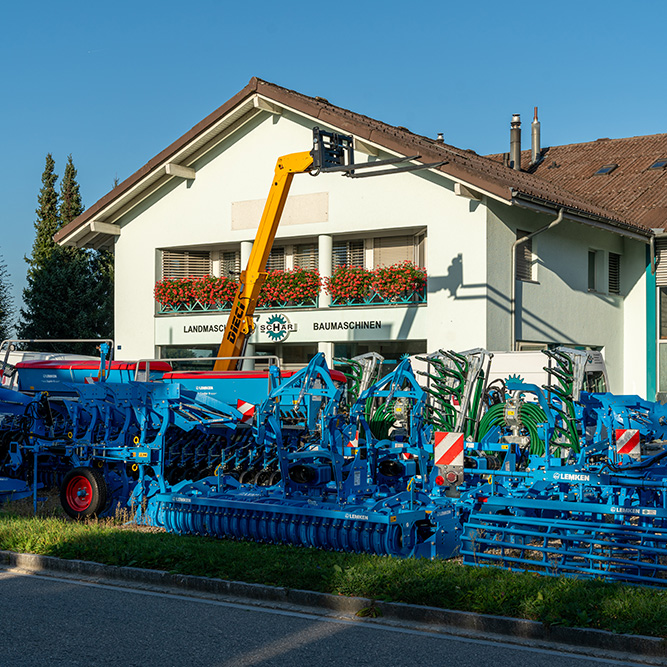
436;132;444;143
510;114;521;170
531;107;541;164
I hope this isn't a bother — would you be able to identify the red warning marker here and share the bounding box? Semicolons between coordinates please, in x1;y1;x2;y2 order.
434;431;464;467
615;429;640;458
237;400;255;424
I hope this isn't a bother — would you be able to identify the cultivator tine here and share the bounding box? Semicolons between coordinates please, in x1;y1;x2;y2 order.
462;511;667;585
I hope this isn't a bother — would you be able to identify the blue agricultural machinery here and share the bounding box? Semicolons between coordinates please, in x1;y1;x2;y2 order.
1;342;667;586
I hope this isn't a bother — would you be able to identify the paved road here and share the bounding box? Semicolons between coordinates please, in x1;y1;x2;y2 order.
0;570;648;667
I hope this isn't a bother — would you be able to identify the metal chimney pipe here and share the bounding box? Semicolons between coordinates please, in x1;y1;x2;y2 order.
510;114;521;170
531;107;541;164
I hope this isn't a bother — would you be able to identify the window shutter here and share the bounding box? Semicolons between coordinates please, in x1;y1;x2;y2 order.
416;232;426;268
661;288;667;339
162;250;212;279
373;235;413;268
656;239;667;286
515;231;533;281
333;240;364;269
220;251;240;279
608;252;621;294
294;243;318;271
266;247;285;272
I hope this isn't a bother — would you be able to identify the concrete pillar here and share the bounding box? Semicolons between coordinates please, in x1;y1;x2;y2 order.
318;234;332;308
242;342;255;371
318;235;334;366
240;241;253;268
318;341;334;366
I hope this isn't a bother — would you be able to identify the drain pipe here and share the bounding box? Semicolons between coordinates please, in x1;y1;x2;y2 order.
509;208;565;350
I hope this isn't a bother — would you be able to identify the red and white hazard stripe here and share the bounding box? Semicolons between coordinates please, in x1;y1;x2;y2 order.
344;430;359;456
237;400;255;424
615;429;640;459
434;431;464;467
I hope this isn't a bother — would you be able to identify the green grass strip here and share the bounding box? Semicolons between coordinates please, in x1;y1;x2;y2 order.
0;508;666;637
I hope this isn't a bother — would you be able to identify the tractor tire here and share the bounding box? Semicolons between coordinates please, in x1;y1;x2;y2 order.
60;467;107;520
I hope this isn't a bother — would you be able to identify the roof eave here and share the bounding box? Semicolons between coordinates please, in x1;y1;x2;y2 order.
510;190;652;241
54;78;264;247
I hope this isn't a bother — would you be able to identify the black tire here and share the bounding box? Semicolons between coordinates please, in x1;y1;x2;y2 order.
60;467;107;519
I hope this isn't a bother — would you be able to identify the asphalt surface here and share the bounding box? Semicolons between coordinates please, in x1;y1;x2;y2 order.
0;569;657;667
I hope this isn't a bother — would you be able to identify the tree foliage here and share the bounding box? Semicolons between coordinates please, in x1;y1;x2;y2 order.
0;255;14;341
59;154;84;227
27;154;59;277
19;155;114;353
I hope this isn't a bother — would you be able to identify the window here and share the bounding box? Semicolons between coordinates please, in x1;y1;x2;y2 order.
293;243;318;271
220;251;240;279
588;251;597;291
333;240;364;269
515;230;534;281
266;247;285;272
649;159;667;170
661;288;667;339
594;164;618;175
608;252;621;294
373;235;415;268
162;250;211;279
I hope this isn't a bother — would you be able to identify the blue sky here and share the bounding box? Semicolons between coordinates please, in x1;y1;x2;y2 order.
1;0;665;313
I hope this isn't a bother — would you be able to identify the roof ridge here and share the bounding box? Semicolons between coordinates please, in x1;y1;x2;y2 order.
55;77;652;244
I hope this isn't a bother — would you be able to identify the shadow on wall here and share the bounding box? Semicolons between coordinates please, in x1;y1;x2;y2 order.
428;252;582;345
429;253;463;298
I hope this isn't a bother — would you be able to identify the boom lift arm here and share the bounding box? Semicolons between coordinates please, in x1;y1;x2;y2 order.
214;128;445;371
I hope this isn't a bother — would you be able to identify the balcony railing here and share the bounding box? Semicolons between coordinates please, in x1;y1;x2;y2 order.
329;288;426;307
158;297;318;314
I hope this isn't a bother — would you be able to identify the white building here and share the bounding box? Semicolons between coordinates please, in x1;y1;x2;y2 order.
55;78;652;395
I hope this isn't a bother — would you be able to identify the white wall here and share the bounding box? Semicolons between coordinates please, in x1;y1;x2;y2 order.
111;105;649;397
485;202;647;394
114;110;491;359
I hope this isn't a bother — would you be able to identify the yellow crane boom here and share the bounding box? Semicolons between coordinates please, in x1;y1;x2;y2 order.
214;150;314;370
214;128;444;371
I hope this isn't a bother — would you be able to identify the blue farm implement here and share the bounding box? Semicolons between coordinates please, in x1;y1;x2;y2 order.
0;379;242;517
456;350;667;586
136;354;461;559
2;342;667;586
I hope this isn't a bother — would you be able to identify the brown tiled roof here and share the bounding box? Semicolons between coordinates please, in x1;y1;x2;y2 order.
489;134;667;230
55;78;652;245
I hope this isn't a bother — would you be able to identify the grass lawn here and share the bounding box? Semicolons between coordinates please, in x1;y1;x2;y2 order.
0;496;665;638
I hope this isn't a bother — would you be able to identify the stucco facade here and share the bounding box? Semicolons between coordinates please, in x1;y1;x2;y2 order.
56;80;651;395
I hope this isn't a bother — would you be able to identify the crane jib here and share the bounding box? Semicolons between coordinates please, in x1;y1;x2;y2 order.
226;301;248;345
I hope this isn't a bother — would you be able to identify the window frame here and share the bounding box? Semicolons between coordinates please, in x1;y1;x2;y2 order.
515;230;535;282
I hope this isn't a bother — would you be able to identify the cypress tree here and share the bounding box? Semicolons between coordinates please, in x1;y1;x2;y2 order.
0;254;14;341
27;154;59;277
59;154;84;228
19;154;115;353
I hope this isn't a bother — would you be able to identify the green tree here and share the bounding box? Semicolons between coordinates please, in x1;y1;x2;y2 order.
0;254;14;341
19;155;113;353
27;154;59;276
90;248;114;342
59;154;84;227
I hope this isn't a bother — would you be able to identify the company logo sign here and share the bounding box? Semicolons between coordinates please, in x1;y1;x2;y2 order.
259;314;297;342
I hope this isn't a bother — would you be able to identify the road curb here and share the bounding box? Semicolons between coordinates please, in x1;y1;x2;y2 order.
1;550;665;662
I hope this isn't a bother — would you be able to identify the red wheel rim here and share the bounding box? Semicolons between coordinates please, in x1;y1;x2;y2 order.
65;475;93;512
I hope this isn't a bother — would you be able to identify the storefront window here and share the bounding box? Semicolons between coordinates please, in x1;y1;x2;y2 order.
335;340;427;375
158;345;218;370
